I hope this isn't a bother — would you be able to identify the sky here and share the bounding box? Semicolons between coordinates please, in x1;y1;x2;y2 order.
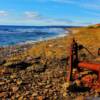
0;0;100;26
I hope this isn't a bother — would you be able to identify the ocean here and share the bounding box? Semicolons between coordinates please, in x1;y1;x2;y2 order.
0;25;68;46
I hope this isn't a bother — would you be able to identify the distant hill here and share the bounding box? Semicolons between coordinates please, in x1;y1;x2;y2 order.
87;23;100;28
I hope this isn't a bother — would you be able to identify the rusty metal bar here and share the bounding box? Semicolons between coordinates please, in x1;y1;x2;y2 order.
78;62;100;82
78;62;100;71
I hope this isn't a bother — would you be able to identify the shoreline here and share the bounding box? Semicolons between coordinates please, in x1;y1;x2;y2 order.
0;27;69;48
0;28;70;57
0;29;70;59
0;26;100;99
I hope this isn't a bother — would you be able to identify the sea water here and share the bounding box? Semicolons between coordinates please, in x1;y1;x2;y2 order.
0;25;68;46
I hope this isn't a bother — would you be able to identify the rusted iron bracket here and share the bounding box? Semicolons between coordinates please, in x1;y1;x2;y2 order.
67;38;100;82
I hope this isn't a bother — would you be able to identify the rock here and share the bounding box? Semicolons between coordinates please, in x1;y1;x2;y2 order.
75;96;85;100
75;80;81;86
16;79;22;85
10;74;17;79
62;82;70;90
0;92;7;97
45;84;52;89
63;92;67;97
12;86;19;93
37;96;43;100
0;68;6;75
34;64;46;73
46;80;51;84
15;93;20;98
0;59;6;65
95;92;99;97
0;81;5;85
18;96;24;100
32;93;38;97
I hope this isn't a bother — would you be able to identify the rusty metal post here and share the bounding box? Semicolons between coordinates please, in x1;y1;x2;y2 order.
67;38;79;81
66;39;100;83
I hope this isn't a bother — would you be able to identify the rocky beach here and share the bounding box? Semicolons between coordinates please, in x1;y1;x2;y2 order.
0;26;100;100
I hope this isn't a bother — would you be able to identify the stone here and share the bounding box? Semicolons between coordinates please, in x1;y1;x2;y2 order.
45;84;52;89
16;80;22;85
18;96;24;100
10;74;17;79
15;93;20;98
75;96;85;100
62;82;70;89
32;93;38;97
75;80;81;86
12;86;19;93
0;59;6;65
63;92;67;97
34;64;46;73
0;92;7;97
37;96;43;100
0;81;5;85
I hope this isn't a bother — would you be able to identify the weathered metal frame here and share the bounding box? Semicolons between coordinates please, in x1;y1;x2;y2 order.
67;39;100;82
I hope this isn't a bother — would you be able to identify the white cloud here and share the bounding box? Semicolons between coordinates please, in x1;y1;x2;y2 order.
0;11;8;17
23;11;75;25
0;10;96;26
24;11;40;19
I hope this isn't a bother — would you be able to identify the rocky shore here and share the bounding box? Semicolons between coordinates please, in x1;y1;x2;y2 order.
0;27;100;99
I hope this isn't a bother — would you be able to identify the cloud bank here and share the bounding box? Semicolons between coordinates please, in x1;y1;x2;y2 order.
0;11;8;17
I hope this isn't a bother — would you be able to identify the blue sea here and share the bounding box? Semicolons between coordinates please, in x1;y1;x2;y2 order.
0;25;68;46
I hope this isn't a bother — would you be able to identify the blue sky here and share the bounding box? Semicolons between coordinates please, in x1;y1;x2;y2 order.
0;0;100;26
